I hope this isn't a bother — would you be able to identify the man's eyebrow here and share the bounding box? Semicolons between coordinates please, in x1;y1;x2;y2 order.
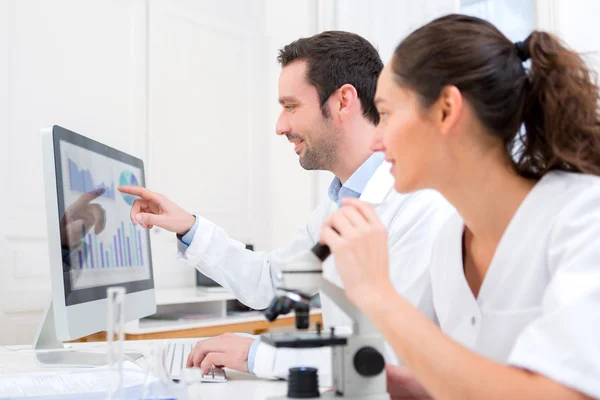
374;97;387;106
279;96;299;104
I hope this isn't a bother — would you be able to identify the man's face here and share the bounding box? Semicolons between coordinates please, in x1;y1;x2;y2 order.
276;61;339;170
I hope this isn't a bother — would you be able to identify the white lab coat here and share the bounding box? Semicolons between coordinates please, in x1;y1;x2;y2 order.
178;162;454;380
429;171;600;399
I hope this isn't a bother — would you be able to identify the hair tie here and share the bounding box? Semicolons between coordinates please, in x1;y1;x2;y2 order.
515;41;530;62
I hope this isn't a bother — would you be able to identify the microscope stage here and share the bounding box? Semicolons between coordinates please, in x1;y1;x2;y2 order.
260;331;348;348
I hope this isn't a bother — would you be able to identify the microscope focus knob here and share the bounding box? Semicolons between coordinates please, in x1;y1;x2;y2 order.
353;346;385;377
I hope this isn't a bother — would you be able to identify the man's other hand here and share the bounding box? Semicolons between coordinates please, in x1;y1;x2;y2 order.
186;333;254;375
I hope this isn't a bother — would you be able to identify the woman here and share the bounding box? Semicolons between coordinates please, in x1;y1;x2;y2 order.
320;14;600;400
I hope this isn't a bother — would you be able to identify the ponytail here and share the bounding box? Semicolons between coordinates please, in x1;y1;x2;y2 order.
517;31;600;178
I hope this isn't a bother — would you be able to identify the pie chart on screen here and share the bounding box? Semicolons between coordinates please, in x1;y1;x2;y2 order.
119;171;140;205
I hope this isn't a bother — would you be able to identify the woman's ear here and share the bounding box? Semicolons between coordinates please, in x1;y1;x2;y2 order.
435;85;463;136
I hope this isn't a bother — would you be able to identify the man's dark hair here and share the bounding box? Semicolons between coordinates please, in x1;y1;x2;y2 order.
278;31;383;125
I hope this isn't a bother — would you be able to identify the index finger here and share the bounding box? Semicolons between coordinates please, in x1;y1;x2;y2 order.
118;186;160;202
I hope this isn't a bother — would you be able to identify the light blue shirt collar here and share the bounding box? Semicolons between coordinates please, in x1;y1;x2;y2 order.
328;152;385;206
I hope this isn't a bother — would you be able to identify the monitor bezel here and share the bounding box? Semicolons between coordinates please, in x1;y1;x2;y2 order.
50;125;155;307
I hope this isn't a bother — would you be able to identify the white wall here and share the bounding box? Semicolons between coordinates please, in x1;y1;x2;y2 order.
0;0;9;342
462;0;536;41
540;0;600;73
264;0;319;249
146;0;271;289
462;0;600;72
0;0;318;345
334;0;459;64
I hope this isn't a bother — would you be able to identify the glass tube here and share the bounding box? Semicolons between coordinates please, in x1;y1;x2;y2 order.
106;286;126;400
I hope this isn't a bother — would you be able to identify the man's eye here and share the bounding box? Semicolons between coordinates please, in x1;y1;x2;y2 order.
285;105;295;111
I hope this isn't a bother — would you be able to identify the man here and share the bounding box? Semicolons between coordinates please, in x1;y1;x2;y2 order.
119;31;452;380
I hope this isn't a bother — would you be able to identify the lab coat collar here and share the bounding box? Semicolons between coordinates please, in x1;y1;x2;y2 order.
359;161;395;205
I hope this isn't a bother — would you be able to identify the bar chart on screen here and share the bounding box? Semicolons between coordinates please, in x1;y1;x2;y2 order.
75;222;145;269
62;145;151;289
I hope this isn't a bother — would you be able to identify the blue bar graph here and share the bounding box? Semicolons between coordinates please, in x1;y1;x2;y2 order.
138;230;144;265
120;222;126;266
75;222;145;269
130;225;139;266
80;225;87;268
100;243;105;268
117;228;123;267
113;236;119;266
94;236;100;268
126;238;132;266
88;234;94;268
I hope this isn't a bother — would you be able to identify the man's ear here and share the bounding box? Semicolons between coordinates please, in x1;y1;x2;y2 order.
434;85;463;136
335;83;359;121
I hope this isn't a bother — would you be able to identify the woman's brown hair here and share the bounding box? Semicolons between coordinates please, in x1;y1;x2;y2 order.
391;14;600;179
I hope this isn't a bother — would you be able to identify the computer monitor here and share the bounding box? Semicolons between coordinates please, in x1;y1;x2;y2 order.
35;125;156;363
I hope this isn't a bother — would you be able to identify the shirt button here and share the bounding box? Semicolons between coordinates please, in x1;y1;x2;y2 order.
471;316;477;325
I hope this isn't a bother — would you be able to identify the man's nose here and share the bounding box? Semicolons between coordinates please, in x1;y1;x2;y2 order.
276;112;291;136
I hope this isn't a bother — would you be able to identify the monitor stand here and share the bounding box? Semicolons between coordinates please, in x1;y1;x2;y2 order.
33;300;143;367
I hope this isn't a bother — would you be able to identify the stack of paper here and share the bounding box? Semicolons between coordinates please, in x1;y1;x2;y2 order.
0;361;148;400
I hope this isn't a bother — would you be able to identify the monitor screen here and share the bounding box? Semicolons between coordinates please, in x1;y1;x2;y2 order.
51;126;154;306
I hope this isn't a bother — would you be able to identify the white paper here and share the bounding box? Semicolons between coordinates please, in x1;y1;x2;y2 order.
0;361;146;399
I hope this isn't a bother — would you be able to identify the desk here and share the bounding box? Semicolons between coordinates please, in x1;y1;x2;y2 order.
70;288;323;342
73;311;323;342
0;339;289;399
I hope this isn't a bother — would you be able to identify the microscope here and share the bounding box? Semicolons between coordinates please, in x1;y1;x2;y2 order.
261;243;390;400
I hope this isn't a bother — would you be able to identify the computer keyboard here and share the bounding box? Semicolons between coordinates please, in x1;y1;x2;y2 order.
166;342;227;382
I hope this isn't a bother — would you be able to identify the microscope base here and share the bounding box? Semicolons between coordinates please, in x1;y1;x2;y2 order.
266;392;390;400
261;331;348;348
267;392;390;400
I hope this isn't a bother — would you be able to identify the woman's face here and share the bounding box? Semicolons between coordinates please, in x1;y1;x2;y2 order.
372;64;443;193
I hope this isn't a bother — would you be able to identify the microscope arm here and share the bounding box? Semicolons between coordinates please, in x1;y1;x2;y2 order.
271;242;381;336
319;277;379;336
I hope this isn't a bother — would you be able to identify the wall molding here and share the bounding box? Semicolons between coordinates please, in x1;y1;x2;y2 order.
535;0;559;32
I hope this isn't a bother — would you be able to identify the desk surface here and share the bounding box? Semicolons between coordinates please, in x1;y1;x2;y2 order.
0;339;289;399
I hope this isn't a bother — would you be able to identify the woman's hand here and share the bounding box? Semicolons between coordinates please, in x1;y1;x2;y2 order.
319;197;395;310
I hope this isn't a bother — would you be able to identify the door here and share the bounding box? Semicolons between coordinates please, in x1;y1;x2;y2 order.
146;0;271;288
